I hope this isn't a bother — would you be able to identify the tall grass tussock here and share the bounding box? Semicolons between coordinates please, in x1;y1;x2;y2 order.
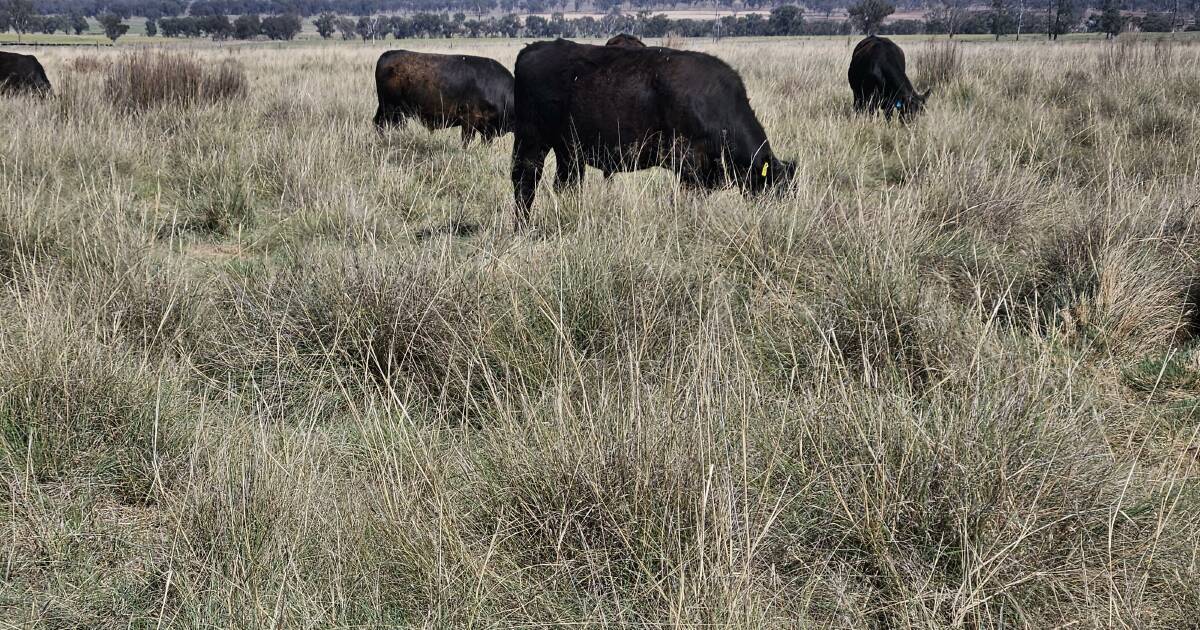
104;50;247;111
1;36;1199;627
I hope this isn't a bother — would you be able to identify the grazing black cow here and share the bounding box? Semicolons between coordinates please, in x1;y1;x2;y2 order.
510;39;793;224
374;50;514;144
0;51;51;96
605;33;645;48
848;36;929;121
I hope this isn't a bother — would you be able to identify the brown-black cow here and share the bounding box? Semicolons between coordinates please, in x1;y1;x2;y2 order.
605;33;645;48
374;50;514;144
0;51;51;96
848;36;929;121
510;39;793;224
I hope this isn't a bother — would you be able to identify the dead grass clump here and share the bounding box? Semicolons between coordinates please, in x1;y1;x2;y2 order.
1045;68;1093;106
0;312;186;504
469;389;728;614
199;251;491;416
105;51;247;112
818;256;944;390
760;359;1157;627
662;32;687;49
915;41;961;89
67;55;110;74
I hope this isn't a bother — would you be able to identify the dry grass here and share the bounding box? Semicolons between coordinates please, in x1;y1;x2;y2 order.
913;39;962;89
1;36;1199;627
104;49;247;112
66;54;110;74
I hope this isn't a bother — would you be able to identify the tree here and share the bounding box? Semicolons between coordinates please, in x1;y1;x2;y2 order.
1048;0;1080;38
643;12;670;35
40;15;62;34
989;0;1010;37
314;12;336;38
373;15;390;39
5;0;34;41
355;15;371;39
389;16;413;38
768;4;804;35
337;16;356;39
201;14;232;39
926;0;968;37
848;0;894;34
234;13;260;39
524;13;547;35
496;13;520;36
261;13;301;40
145;16;157;35
98;12;129;41
1140;11;1173;30
1098;0;1122;37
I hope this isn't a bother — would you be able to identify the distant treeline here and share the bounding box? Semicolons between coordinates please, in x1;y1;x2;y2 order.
4;3;1192;39
6;0;1200;21
2;0;1198;39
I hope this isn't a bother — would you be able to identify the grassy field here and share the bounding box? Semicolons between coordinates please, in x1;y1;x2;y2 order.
1;36;1199;627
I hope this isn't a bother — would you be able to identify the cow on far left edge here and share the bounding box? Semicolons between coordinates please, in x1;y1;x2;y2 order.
0;51;52;96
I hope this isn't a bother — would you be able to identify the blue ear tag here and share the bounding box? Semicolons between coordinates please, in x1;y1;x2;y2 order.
895;100;903;110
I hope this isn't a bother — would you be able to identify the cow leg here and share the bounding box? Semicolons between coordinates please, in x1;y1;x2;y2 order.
373;105;389;135
882;91;898;121
374;105;404;135
512;141;550;228
852;86;868;113
554;146;585;191
461;125;477;147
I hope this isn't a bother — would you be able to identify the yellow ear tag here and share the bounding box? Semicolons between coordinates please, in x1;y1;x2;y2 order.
761;162;769;177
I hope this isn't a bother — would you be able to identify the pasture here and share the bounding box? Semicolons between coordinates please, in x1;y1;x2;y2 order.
2;36;1200;627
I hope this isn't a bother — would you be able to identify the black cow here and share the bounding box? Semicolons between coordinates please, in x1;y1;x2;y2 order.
374;50;514;144
0;51;51;96
848;36;929;121
605;33;645;48
510;39;793;224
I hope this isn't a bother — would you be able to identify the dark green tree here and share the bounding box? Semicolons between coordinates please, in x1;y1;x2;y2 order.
201;14;232;39
233;13;260;39
496;13;520;36
990;0;1010;38
314;12;336;38
848;0;894;34
145;16;157;35
5;0;34;41
1139;11;1172;30
1099;0;1122;37
336;16;355;39
261;14;301;40
98;12;129;41
768;4;804;35
1048;0;1080;38
40;15;62;33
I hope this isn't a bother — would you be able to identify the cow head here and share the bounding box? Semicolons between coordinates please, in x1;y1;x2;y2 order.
894;88;931;121
750;156;795;193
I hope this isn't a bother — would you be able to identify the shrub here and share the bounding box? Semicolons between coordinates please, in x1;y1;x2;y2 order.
104;50;247;112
